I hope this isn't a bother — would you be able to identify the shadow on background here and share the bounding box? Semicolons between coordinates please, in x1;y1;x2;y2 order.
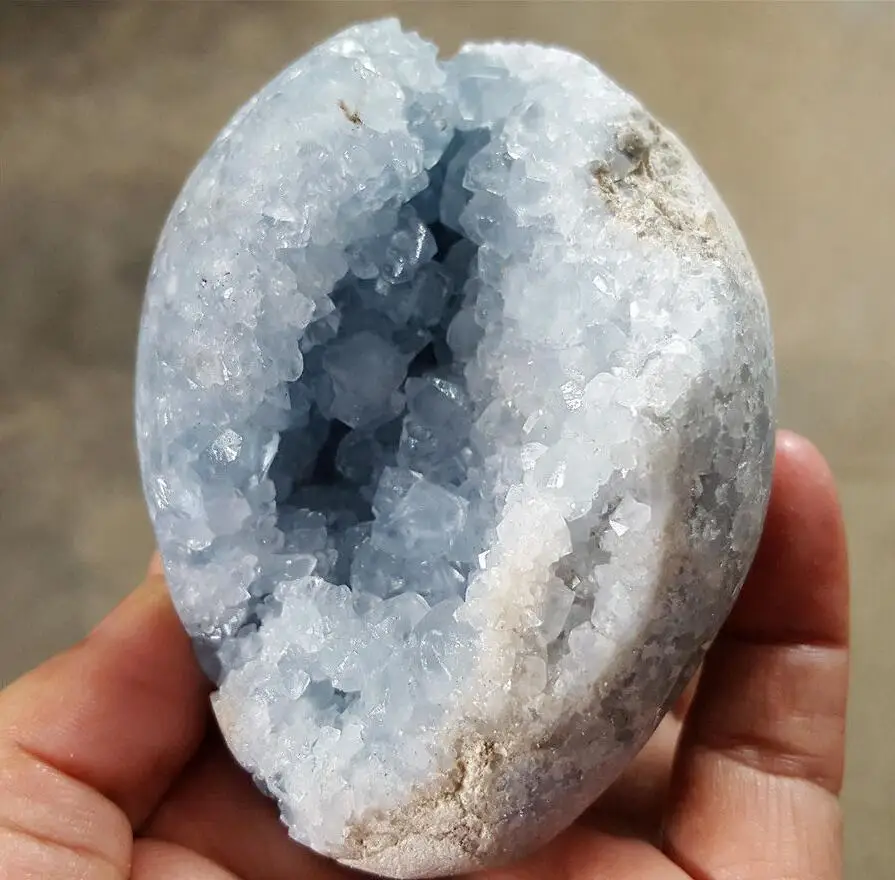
1;3;892;877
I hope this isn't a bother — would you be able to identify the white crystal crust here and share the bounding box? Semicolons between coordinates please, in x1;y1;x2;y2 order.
136;19;775;878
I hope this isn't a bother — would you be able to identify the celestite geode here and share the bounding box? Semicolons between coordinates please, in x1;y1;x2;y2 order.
135;20;775;878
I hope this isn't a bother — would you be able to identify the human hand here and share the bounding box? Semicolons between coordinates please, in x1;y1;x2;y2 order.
0;430;847;880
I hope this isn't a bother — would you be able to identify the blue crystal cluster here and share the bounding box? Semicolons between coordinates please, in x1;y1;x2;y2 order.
136;20;774;878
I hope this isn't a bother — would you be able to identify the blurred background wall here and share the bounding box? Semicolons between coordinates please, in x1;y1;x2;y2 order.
0;3;892;876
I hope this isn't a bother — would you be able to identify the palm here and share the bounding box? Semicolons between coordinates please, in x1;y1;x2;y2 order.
0;433;847;880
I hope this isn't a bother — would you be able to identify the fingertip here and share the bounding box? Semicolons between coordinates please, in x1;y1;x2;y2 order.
89;567;176;643
147;552;165;579
726;427;849;648
773;429;841;514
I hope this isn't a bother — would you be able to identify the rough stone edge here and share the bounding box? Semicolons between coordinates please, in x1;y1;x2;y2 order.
590;108;759;295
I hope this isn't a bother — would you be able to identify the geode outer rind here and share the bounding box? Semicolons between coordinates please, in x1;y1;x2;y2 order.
136;20;775;879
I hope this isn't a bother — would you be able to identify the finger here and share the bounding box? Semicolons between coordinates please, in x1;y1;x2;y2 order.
478;824;691;880
664;431;848;880
670;665;700;721
144;734;358;880
0;737;132;879
0;568;210;877
132;839;241;879
147;551;165;578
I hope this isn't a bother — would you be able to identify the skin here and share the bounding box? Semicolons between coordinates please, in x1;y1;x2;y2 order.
0;429;848;880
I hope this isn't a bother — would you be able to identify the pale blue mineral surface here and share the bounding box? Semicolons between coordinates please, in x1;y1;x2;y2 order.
136;19;775;878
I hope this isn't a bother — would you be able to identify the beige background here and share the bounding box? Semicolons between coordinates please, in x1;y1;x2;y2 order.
0;3;892;876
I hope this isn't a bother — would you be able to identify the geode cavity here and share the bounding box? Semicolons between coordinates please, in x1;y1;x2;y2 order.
136;19;775;879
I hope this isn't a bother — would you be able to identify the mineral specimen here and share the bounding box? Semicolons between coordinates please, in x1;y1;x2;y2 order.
135;19;775;878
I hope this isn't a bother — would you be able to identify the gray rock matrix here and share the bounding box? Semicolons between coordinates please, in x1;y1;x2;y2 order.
135;19;775;878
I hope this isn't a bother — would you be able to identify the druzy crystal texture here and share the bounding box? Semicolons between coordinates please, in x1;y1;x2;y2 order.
136;20;775;879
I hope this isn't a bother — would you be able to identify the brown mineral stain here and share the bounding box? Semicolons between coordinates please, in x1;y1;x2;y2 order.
338;99;362;126
589;111;724;263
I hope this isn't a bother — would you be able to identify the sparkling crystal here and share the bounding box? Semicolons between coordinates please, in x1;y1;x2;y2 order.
136;19;775;878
